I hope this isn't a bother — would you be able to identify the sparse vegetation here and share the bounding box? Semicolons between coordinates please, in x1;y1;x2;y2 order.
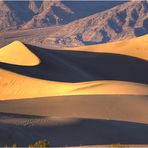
28;139;50;147
4;139;51;148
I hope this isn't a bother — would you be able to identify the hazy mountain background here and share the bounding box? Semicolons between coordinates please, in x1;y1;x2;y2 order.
0;0;147;47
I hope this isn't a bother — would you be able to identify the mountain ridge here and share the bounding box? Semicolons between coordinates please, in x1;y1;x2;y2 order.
53;1;148;46
0;0;125;32
0;1;147;47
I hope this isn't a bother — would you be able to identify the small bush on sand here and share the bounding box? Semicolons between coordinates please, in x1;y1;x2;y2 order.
28;139;50;147
4;139;50;148
4;144;17;148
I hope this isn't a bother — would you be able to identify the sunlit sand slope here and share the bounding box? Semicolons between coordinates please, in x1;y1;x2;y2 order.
0;35;148;100
0;68;148;100
0;41;40;66
66;35;148;60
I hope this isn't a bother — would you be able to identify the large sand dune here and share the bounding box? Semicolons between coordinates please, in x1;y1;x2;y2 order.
66;35;148;60
0;68;148;100
0;35;148;147
0;41;40;66
0;35;148;100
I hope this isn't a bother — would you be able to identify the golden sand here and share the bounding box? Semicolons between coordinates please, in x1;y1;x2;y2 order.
0;68;147;100
0;35;148;100
65;35;148;60
0;41;40;66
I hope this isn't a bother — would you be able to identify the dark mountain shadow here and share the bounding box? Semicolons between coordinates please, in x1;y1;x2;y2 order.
0;44;148;84
5;1;35;23
82;29;111;45
51;6;74;23
0;116;148;146
108;18;123;33
129;9;139;27
76;29;111;45
135;19;148;36
63;1;126;20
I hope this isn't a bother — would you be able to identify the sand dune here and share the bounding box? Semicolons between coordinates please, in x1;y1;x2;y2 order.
0;41;40;66
1;45;147;84
0;35;148;100
66;35;148;60
0;95;148;147
0;68;148;100
1;95;148;123
0;35;148;146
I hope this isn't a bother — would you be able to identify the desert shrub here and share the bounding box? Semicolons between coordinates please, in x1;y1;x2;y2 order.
4;140;50;148
28;139;50;147
4;144;17;148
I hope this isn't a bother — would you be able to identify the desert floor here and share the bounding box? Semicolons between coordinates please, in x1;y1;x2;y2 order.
0;95;148;147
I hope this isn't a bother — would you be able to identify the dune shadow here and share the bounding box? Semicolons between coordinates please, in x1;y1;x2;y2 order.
0;112;44;119
0;116;148;146
0;44;148;84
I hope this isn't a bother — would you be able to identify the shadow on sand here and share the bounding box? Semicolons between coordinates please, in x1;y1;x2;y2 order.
0;44;148;84
0;112;148;146
0;112;44;119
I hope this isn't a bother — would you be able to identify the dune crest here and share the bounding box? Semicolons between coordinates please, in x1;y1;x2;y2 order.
0;36;148;100
0;41;40;66
66;35;148;60
0;68;148;100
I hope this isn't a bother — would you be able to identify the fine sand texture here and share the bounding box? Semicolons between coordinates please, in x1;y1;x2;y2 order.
0;95;148;147
0;35;148;100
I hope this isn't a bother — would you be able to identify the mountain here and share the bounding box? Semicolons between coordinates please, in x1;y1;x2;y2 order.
0;0;73;31
0;0;125;32
0;1;147;47
52;1;148;46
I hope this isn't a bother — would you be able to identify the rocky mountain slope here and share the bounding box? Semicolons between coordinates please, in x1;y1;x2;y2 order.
0;0;73;31
52;1;148;46
0;0;125;32
0;1;147;47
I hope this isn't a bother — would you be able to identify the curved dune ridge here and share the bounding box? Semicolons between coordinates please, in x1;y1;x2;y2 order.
0;68;148;100
0;35;148;100
66;34;148;60
0;41;40;66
